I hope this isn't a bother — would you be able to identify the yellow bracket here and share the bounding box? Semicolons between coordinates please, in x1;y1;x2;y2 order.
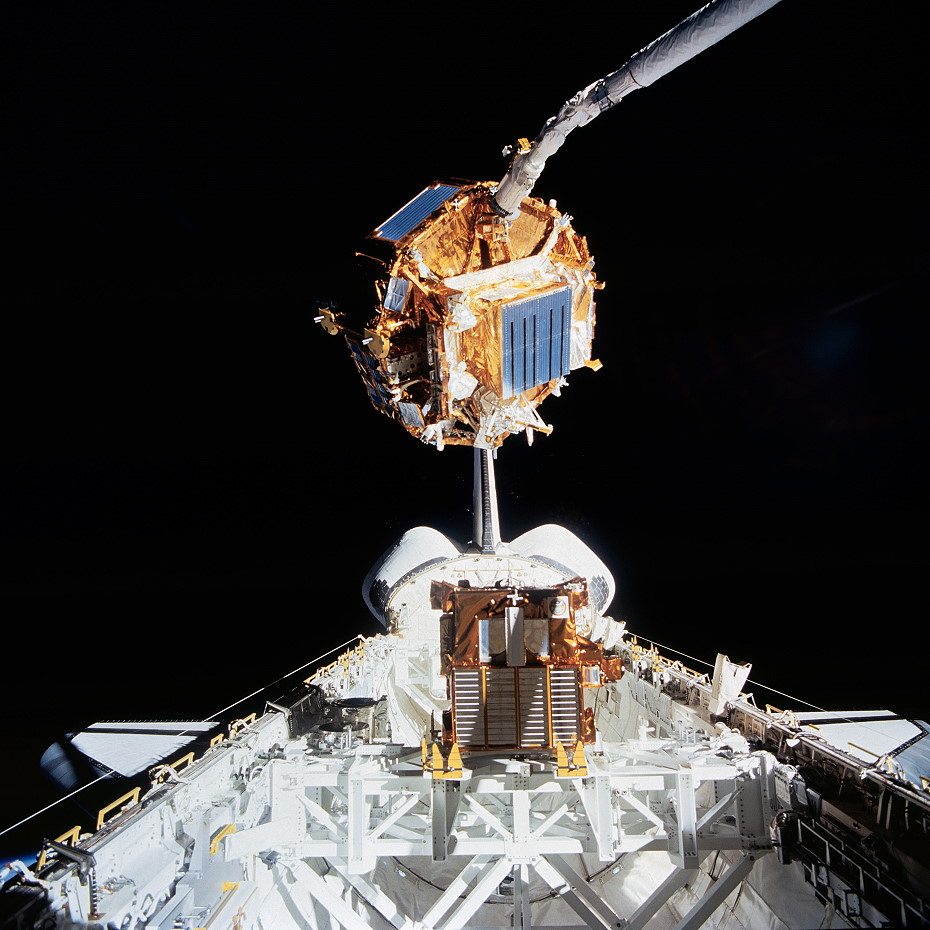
97;787;141;830
173;751;195;771
210;823;237;855
37;826;83;869
319;308;340;335
848;741;881;761
446;743;463;779
363;328;390;359
555;741;588;778
55;825;82;846
152;751;198;784
228;713;256;739
428;741;463;780
572;742;588;776
430;743;444;778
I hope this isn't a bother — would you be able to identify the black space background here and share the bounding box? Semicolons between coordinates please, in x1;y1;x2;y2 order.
2;2;928;857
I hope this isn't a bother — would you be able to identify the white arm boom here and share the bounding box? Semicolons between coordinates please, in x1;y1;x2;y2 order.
491;0;783;218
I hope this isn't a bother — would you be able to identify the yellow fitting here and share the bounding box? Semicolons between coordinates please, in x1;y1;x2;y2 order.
97;787;141;830
572;742;588;777
173;751;195;771
430;744;444;778
55;825;82;846
556;740;587;777
228;713;257;739
37;826;83;869
319;309;341;335
210;824;237;856
428;741;463;779
446;743;463;779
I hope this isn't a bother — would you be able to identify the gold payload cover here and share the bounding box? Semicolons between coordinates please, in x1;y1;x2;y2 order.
317;180;603;449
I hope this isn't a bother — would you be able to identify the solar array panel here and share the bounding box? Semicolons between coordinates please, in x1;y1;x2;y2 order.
373;183;461;243
348;341;392;410
501;286;573;398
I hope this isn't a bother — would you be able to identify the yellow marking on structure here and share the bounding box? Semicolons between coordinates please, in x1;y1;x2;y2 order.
571;742;588;776
427;741;463;780
446;743;463;779
96;787;141;830
228;713;257;739
556;740;587;777
37;825;84;869
210;823;237;855
222;881;240;893
210;733;225;747
430;744;444;778
152;749;199;784
56;825;82;846
173;751;195;770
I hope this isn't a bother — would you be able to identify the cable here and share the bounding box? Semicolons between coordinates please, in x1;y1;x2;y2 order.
200;634;363;725
637;635;910;742
0;635;363;843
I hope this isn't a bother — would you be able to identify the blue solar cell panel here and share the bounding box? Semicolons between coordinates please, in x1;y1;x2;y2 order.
374;184;461;242
349;341;392;408
501;287;573;398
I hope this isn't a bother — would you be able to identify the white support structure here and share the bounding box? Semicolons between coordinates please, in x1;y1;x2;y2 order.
671;852;764;930
21;699;784;929
14;618;929;930
13;522;927;930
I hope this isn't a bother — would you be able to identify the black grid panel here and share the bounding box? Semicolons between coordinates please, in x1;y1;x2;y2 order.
501;287;573;399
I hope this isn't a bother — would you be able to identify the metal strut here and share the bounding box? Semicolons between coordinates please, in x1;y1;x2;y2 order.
472;447;501;553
